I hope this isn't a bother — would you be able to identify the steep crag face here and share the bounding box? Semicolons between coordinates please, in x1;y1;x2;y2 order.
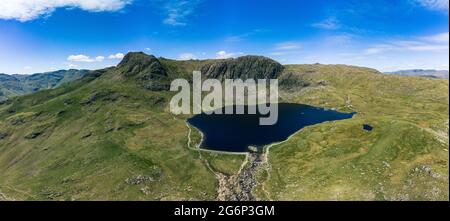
113;53;285;91
200;55;284;81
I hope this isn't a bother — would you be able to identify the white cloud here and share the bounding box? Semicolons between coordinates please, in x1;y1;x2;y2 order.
216;51;242;59
274;42;301;51
67;63;78;69
365;33;449;55
163;11;186;26
225;36;244;43
270;42;302;56
270;52;288;56
415;0;449;11
23;66;32;70
179;53;196;60
325;34;352;44
365;44;393;55
161;0;203;26
224;29;266;42
312;17;340;30
68;54;91;62
405;44;449;51
269;50;301;56
67;54;104;62
419;32;449;43
95;56;105;62
0;0;131;22
108;53;124;59
216;51;232;59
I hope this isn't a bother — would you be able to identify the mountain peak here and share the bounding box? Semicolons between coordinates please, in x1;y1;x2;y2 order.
116;52;166;76
118;52;157;67
115;52;169;91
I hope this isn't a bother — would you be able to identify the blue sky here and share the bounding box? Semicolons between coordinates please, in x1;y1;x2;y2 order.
0;0;448;74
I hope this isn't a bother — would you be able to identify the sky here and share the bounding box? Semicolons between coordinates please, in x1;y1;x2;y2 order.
0;0;448;74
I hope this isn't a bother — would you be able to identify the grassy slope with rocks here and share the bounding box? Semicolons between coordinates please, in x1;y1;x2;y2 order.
255;64;449;200
0;54;244;200
0;53;448;200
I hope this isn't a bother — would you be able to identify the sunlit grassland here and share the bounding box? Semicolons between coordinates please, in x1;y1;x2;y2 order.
0;61;448;200
257;64;449;200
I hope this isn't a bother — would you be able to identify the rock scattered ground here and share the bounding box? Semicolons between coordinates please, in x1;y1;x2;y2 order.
187;121;269;201
0;190;7;200
215;148;267;201
125;174;162;185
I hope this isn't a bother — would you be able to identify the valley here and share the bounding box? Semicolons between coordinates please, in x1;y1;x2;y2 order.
0;52;448;200
0;69;88;101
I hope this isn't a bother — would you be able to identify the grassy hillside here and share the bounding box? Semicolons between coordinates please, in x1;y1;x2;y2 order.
0;58;244;200
256;64;449;200
0;54;448;200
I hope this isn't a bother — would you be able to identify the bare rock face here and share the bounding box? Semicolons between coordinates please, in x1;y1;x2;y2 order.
118;52;167;77
117;52;170;91
200;56;284;81
116;53;284;90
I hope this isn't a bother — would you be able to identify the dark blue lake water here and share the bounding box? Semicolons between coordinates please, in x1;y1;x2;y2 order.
187;103;355;152
363;124;374;131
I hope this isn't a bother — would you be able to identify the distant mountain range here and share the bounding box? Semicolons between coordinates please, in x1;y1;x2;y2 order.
385;69;449;79
0;69;89;101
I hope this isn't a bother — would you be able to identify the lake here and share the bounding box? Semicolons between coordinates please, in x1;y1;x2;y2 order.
187;103;355;152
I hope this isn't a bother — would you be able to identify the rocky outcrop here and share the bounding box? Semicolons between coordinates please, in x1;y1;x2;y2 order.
117;52;170;91
80;90;119;105
0;132;8;140
83;68;110;79
115;53;284;90
200;56;284;80
24;131;43;139
118;52;167;77
278;72;311;89
125;174;160;185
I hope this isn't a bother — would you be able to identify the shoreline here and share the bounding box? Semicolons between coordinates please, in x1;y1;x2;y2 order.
185;121;248;155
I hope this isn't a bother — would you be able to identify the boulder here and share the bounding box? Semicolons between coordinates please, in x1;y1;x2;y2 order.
0;132;8;140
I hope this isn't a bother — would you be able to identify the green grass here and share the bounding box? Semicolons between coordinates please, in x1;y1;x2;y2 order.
202;153;246;176
256;64;449;200
0;72;226;200
0;59;448;201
